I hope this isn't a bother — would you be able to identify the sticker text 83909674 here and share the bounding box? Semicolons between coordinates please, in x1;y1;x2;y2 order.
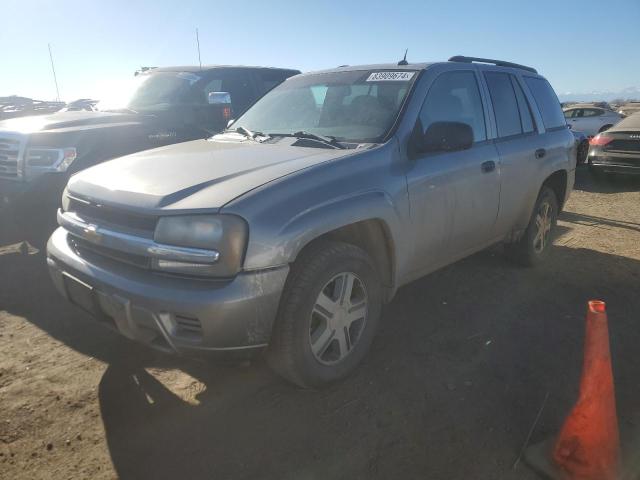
366;71;415;82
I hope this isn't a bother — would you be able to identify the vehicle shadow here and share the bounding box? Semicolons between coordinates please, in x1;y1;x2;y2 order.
2;226;639;479
561;211;640;234
96;245;640;480
573;165;640;194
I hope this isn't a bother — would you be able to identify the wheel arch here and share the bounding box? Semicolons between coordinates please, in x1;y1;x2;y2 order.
542;169;568;210
276;191;401;303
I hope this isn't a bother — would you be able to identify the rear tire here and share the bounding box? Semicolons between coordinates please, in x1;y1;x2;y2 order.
505;186;558;267
267;240;382;388
577;140;589;164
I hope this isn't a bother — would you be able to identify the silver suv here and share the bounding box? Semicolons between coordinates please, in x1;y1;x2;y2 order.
47;56;575;387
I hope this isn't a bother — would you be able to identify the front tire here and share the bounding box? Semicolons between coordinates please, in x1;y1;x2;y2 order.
505;186;558;267
267;240;382;388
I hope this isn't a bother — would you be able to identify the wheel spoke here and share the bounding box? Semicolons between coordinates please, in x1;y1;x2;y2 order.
338;273;356;306
334;326;350;359
314;291;338;319
535;214;543;230
310;325;335;358
346;301;367;325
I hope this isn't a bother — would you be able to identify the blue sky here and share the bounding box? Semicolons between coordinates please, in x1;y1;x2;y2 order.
2;0;639;101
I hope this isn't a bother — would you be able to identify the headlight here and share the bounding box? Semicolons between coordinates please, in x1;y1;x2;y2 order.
61;188;71;212
153;215;248;277
26;147;77;172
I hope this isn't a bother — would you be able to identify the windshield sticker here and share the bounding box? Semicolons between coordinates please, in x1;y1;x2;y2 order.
176;72;202;84
366;71;415;82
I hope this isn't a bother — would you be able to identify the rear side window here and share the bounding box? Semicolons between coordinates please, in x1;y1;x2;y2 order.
524;77;566;130
511;76;535;133
484;72;521;137
418;70;487;142
222;71;256;114
583;108;602;117
256;70;292;95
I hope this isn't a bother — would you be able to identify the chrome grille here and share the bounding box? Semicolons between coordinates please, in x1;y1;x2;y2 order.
0;133;26;180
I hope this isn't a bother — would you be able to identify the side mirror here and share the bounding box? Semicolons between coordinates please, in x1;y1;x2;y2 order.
208;91;231;105
420;121;473;153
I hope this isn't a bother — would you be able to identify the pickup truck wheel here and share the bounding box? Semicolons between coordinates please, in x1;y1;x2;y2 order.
267;241;382;388
505;186;558;267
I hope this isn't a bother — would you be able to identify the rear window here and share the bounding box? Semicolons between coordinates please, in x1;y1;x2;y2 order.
524;77;566;130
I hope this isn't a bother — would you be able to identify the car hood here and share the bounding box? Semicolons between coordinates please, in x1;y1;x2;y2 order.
67;138;355;212
0;110;147;134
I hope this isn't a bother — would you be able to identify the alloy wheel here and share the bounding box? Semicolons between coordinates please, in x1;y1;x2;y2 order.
309;272;368;365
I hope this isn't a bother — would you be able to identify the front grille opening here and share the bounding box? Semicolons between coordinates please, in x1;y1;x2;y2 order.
68;235;150;269
175;315;203;336
68;198;157;236
0;137;21;178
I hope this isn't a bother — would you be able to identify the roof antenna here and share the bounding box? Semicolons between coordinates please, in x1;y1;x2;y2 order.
398;49;408;66
48;43;61;102
195;28;202;70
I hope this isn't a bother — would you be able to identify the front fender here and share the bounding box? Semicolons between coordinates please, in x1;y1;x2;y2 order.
243;189;405;271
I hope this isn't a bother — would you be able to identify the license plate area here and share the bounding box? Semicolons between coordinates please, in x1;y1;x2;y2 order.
63;273;99;316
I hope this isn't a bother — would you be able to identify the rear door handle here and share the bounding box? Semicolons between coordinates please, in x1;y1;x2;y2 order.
481;160;496;173
535;148;546;159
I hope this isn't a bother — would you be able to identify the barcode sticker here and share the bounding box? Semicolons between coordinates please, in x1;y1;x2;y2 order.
366;71;415;82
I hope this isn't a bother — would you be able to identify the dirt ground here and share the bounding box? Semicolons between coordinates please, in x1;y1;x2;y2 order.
1;167;639;480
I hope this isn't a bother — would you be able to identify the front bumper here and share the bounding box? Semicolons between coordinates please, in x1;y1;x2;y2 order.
0;174;68;212
589;152;640;175
0;178;29;209
47;227;289;355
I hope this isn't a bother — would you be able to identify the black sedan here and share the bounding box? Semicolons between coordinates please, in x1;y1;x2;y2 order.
588;112;640;177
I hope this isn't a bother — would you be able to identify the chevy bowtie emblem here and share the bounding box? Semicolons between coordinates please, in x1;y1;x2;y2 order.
83;224;101;243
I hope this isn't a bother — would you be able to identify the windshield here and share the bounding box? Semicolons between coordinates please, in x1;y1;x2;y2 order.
96;71;209;112
232;70;417;143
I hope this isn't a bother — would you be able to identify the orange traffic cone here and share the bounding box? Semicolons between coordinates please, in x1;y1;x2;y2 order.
525;300;620;479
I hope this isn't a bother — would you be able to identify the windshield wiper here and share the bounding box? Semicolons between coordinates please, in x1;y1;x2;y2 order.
292;131;346;149
230;126;268;142
268;131;346;149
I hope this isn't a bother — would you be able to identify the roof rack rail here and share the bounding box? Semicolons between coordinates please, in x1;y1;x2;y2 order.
448;56;537;74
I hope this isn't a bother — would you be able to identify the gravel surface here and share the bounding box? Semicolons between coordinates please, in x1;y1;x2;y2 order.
1;166;639;479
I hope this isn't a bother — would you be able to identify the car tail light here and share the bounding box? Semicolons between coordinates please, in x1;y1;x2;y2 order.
589;134;613;146
222;106;232;121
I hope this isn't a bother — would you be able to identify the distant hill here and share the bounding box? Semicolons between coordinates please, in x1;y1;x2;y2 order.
559;86;640;103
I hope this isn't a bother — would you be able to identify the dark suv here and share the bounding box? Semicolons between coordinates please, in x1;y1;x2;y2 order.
0;65;299;237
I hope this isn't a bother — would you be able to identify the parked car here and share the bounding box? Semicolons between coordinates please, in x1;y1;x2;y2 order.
563;106;622;136
0;96;65;120
617;102;640;118
587;112;640;177
0;65;300;240
47;56;575;387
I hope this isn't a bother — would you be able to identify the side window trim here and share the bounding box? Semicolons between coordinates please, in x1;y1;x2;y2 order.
520;75;548;134
510;74;537;134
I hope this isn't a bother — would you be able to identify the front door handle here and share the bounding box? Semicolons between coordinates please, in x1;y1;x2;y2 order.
535;148;547;159
481;160;496;173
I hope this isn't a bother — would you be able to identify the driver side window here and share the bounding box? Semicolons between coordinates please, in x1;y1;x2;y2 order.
418;71;487;143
